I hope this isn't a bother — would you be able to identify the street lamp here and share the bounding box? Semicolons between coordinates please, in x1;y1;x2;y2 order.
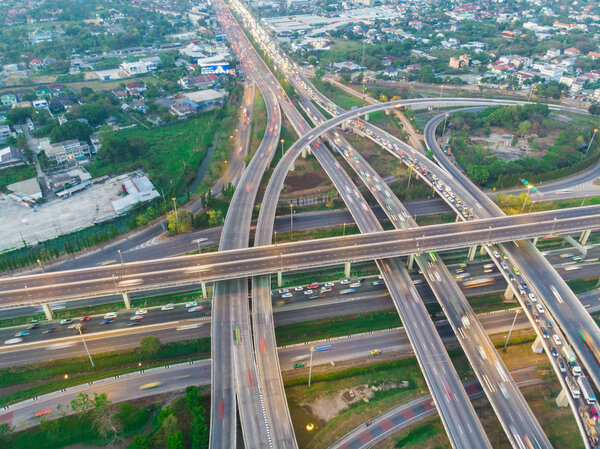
118;249;123;266
503;308;521;351
37;259;44;273
343;223;347;237
521;184;533;212
274;230;277;245
289;203;294;239
585;128;598;156
528;200;535;214
280;138;285;158
442;113;449;136
172;197;178;220
437;84;444;111
75;323;95;368
308;345;315;387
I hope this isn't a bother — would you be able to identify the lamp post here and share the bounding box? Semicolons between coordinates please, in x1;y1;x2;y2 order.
76;323;95;368
437;84;444;111
585;128;598;156
503;308;521;352
280;138;285;158
274;230;277;245
172;197;178;220
118;249;123;266
308;346;315;388
197;240;202;254
343;223;347;237
289;203;294;239
112;274;118;294
528;200;535;214
442;113;449;136
37;259;44;273
521;185;533;212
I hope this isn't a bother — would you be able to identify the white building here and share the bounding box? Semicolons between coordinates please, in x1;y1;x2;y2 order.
0;124;12;143
112;175;160;214
45;140;90;164
119;57;162;77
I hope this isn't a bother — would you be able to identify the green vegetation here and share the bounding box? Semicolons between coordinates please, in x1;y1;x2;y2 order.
248;87;267;156
0;165;37;193
446;104;600;188
392;418;444;448
276;310;402;346
566;278;598;295
309;77;365;110
0;337;210;407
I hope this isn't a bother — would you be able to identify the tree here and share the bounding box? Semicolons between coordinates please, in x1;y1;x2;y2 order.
167;431;185;449
166;209;192;235
340;68;352;84
71;392;94;414
518;120;531;138
49;120;93;143
0;423;12;446
156;414;178;446
315;68;325;80
207;209;223;226
355;71;364;84
140;336;161;356
590;103;600;116
92;393;121;442
129;435;150;449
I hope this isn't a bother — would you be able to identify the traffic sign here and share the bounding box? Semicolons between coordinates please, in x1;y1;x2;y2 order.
521;179;529;186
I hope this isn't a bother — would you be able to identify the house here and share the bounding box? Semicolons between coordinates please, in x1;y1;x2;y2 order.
28;28;52;44
587;52;600;61
332;61;365;72
0;124;12;143
32;99;49;110
501;30;517;38
564;47;582;57
1;94;17;106
408;20;423;30
449;55;471;69
132;101;147;112
111;175;160;214
0;146;25;170
125;82;147;95
178;74;218;89
119;56;162;77
545;48;561;60
36;87;51;98
112;89;128;100
90;133;101;153
44;140;90;164
30;58;44;69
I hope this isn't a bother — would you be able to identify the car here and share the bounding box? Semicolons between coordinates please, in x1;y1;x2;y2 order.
308;283;319;289
14;330;29;337
100;319;114;325
104;312;117;319
67;323;79;329
370;349;382;355
533;314;540;323
294;286;303;291
139;382;162;390
558;357;567;373
324;282;334;287
185;302;197;308
34;409;51;418
80;316;91;322
508;273;515;281
188;306;204;312
547;320;553;328
127;319;142;326
304;289;314;295
528;292;537;302
358;278;366;283
26;323;39;330
161;303;175;311
135;309;148;316
590;407;599;422
282;293;293;298
513;267;520;275
340;279;351;285
278;288;289;294
42;327;58;334
59;318;73;325
536;303;545;314
542;329;550;339
372;280;384;285
521;282;528;289
502;253;508;260
525;300;532;309
293;363;305;369
349;282;361;288
493;251;500;258
4;338;23;345
320;287;332;293
553;334;562;346
501;262;509;271
550;346;558;358
130;315;143;321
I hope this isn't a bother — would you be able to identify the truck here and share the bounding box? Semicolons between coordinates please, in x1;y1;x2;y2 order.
578;376;597;405
562;345;576;364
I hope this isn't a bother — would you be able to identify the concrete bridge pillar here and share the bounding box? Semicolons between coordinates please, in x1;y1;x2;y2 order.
532;237;539;246
565;235;587;257
503;285;516;302
385;108;390;116
344;262;352;278
455;214;461;222
122;292;131;310
201;281;208;299
277;271;283;287
531;336;544;354
467;245;478;262
364;113;369;121
479;245;487;255
555;389;569;408
580;229;591;245
407;254;415;270
41;303;53;320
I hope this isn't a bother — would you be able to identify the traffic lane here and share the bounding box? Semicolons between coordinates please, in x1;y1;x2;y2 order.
1;204;597;296
7;360;211;429
2;213;598;307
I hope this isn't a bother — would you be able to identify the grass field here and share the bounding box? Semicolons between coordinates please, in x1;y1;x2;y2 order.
248;86;267;156
0;164;37;192
309;77;365;110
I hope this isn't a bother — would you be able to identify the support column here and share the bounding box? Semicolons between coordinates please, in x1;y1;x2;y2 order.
479;245;487;255
201;281;208;299
467;245;477;262
385;108;390;116
364;113;369;121
503;285;516;302
344;262;351;278
532;237;539;246
277;271;283;287
455;214;461;222
122;292;131;310
565;235;587;257
531;336;544;354
555;389;569;407
580;229;591;245
407;254;415;270
41;303;53;320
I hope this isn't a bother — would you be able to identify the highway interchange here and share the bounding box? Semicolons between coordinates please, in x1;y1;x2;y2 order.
1;1;600;447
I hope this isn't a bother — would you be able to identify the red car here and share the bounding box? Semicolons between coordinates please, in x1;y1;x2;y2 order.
35;409;51;417
80;316;91;322
591;407;599;421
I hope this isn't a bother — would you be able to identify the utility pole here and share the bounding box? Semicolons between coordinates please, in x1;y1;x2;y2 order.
438;84;444;111
585;128;598;156
118;249;123;266
503;309;521;352
289;203;294;239
76;323;95;368
172;197;179;220
308;346;315;387
280;138;285;158
37;259;44;273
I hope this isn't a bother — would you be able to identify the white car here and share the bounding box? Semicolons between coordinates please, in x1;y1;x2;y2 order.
493;251;500;258
185;301;197;308
304;289;314;295
294;286;303;291
282;293;293;298
340;279;351;285
349;282;361;288
324;282;334;287
536;303;545;314
528;292;537;302
188;306;204;312
104;312;117;320
4;338;23;345
161;304;174;311
278;289;289;294
135;309;148;316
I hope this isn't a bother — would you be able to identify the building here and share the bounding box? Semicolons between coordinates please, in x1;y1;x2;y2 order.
45;140;90;164
1;94;17;106
182;89;225;110
355;0;374;6
178;74;218;89
28;28;52;44
0;146;25;169
170;101;197;117
7;178;42;201
125;82;147;96
449;55;471;68
588;52;600;61
112;175;160;214
564;47;582;57
0;124;12;143
119;57;162;77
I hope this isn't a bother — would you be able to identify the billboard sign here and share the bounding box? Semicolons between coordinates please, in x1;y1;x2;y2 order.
201;63;230;75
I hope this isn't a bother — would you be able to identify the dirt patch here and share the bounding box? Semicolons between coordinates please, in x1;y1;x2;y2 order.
284;171;324;193
301;381;407;423
0;381;45;397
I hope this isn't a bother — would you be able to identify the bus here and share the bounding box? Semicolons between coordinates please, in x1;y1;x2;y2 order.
566;377;581;399
577;376;596;404
315;344;333;352
462;277;495;288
